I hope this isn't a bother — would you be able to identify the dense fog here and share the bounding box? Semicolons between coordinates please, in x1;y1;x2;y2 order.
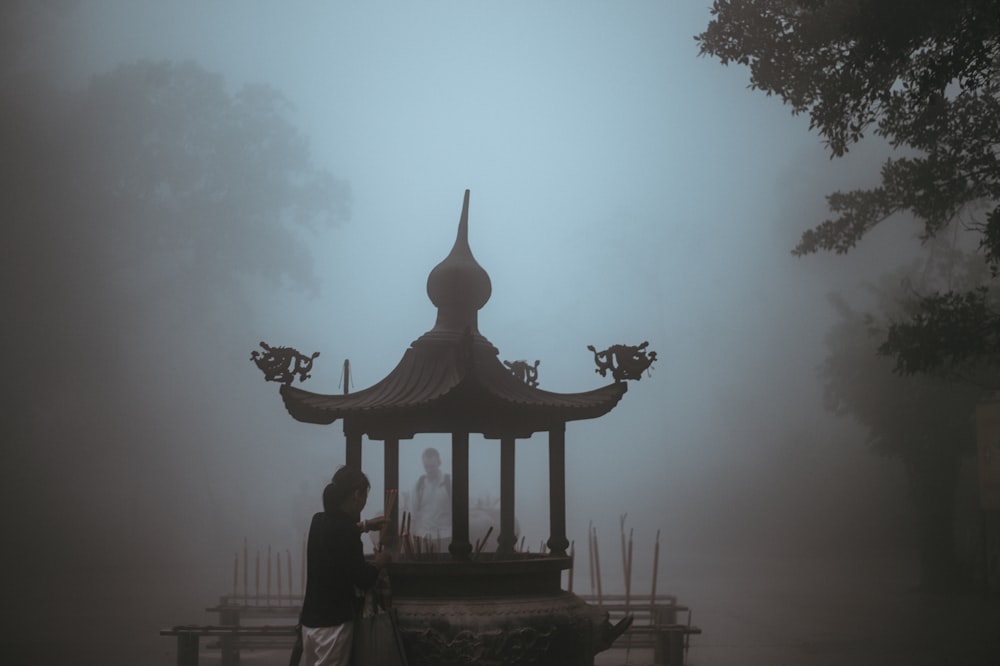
1;3;932;663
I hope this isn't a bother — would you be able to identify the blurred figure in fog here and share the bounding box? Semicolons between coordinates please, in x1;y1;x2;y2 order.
299;466;389;666
409;447;451;552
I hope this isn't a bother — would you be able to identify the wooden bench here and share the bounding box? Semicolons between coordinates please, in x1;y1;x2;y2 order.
160;624;298;666
579;595;701;665
201;599;302;664
619;623;702;665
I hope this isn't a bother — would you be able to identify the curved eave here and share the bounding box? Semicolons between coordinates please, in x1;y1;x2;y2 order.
280;345;464;425
466;351;628;422
279;342;628;430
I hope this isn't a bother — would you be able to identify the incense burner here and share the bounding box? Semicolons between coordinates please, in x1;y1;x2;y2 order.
388;555;615;666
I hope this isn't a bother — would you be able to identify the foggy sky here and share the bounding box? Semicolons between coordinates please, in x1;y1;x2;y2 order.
2;3;925;664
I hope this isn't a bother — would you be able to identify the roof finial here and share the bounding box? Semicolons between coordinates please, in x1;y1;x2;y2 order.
424;190;492;337
457;188;470;246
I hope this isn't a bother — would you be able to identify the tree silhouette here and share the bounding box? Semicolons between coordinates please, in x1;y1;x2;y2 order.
697;0;1000;378
1;53;351;661
820;250;993;589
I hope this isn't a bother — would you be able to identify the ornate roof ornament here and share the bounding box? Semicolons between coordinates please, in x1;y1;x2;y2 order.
587;342;657;382
503;359;540;388
251;341;319;385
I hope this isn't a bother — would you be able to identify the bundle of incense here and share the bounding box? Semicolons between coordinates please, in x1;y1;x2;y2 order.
398;510;406;552
518;535;526;552
399;511;407;556
620;516;633;611
400;511;414;559
381;489;398;542
372;489;396;553
276;551;282;600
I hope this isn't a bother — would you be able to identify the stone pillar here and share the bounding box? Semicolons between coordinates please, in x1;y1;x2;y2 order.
449;431;472;560
176;633;200;666
345;429;362;470
219;605;240;666
383;437;399;551
498;436;517;556
547;424;569;556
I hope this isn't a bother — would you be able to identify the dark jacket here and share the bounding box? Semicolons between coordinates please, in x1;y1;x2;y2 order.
300;510;379;627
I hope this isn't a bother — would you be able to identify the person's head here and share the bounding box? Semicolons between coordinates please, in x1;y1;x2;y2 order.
323;466;371;516
422;447;441;476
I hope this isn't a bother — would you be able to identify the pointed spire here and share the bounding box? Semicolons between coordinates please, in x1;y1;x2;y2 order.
425;189;492;337
456;188;470;250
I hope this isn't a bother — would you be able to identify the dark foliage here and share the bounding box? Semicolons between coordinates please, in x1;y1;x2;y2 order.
697;0;1000;376
0;49;351;658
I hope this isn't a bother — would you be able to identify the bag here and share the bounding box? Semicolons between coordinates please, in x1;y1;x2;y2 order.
351;573;408;666
352;609;407;666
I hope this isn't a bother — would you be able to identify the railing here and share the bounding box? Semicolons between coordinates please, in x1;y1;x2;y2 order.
579;593;701;665
169;592;699;666
160;625;298;666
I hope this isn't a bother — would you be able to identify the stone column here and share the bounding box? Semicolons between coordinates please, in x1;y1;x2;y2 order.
547;424;569;556
498;436;517;556
383;437;399;551
345;429;362;470
449;431;472;559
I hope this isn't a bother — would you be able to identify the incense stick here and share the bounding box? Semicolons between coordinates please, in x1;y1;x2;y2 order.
568;540;574;592
588;521;595;596
592;525;603;606
474;526;494;558
651;529;660;603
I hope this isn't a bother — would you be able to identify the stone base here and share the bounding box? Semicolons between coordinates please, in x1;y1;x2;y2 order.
395;592;599;666
385;555;606;666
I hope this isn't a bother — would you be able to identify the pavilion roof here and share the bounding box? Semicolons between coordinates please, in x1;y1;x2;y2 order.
279;190;627;439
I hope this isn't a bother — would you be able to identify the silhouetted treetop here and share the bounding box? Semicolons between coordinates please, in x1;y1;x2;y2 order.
697;0;1000;377
60;60;350;294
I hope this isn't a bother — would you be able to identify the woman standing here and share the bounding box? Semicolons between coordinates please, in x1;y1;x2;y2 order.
300;466;390;666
